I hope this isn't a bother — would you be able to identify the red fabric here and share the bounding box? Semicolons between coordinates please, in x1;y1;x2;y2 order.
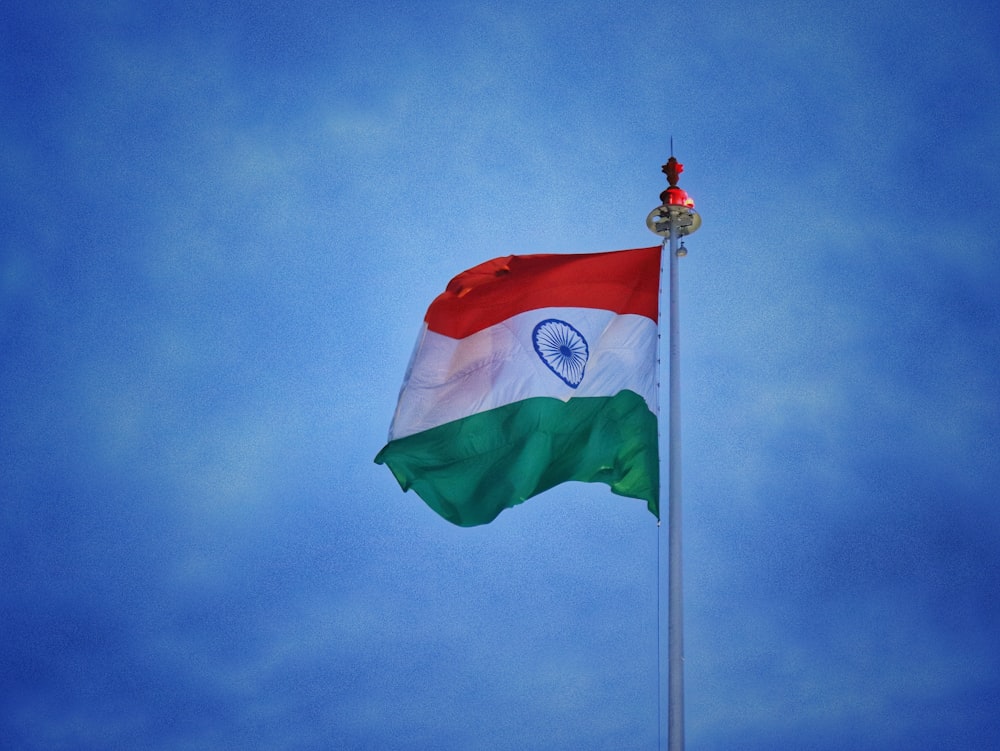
425;246;661;339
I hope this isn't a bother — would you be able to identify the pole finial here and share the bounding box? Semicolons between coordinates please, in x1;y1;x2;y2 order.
662;157;683;188
658;156;694;210
647;154;702;238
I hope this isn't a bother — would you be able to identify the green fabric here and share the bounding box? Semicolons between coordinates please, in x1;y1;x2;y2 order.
374;391;658;526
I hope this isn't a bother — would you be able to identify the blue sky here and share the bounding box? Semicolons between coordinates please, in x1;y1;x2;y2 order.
3;1;999;749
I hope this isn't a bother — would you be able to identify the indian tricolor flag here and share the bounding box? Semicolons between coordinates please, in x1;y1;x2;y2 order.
375;246;661;526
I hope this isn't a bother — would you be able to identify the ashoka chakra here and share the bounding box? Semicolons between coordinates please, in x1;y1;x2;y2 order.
532;319;589;388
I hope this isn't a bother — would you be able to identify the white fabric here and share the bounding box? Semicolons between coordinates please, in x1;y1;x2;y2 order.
389;307;658;441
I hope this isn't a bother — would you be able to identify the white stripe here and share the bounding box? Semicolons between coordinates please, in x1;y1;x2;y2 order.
389;307;658;441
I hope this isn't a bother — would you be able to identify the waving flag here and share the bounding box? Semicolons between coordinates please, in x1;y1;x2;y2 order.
375;246;661;526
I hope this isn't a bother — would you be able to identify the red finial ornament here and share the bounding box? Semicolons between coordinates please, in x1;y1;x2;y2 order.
647;152;702;238
659;156;694;209
663;156;683;187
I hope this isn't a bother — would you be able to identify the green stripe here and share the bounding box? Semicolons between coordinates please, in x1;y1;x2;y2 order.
374;390;658;526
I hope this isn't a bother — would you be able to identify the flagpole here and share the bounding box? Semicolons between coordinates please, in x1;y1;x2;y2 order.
647;155;701;751
667;213;684;751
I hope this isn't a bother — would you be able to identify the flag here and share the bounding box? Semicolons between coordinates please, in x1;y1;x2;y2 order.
375;246;661;526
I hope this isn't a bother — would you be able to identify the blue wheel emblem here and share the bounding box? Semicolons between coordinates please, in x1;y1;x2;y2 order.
532;319;589;388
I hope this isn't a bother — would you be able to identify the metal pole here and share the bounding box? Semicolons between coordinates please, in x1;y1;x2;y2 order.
666;218;684;751
647;154;700;751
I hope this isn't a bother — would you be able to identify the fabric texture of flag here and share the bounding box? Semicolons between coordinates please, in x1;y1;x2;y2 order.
375;246;661;526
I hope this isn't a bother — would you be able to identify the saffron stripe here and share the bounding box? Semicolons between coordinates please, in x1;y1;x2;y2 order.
425;246;661;339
